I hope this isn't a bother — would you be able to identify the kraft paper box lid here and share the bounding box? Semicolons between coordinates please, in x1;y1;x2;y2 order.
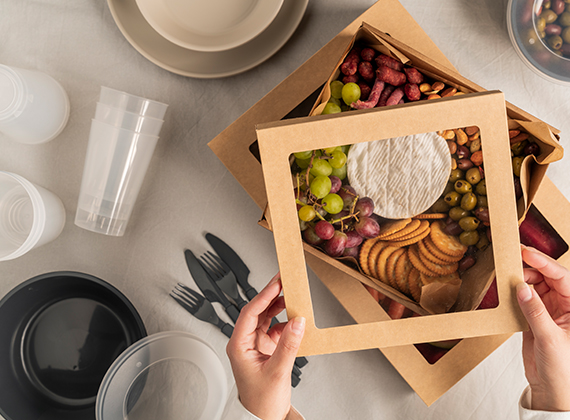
255;91;527;355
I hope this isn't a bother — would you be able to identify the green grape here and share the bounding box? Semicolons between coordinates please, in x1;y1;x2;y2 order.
341;144;351;154
341;82;361;106
329;151;347;169
330;80;344;99
323;147;337;154
294;150;313;160
310;159;332;177
295;157;311;169
322;102;341;115
328;97;341;106
310;175;332;199
322;193;343;214
331;164;347;180
298;205;317;222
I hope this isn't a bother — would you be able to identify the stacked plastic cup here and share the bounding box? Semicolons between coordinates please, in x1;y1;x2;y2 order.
75;87;168;236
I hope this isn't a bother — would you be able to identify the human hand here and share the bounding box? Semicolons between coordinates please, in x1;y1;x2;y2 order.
226;273;305;420
517;245;570;411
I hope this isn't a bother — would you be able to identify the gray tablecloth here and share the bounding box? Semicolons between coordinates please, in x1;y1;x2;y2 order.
1;0;569;419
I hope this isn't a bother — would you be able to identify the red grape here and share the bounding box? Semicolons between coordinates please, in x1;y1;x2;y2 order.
346;230;363;248
355;197;374;217
314;220;335;240
329;175;342;194
324;231;348;257
354;216;380;238
342;246;359;258
338;186;357;210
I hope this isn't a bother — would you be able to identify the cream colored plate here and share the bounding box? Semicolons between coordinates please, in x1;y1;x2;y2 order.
107;0;307;79
135;0;283;52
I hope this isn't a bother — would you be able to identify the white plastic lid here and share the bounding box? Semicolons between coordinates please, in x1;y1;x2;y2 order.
0;66;23;120
96;331;228;420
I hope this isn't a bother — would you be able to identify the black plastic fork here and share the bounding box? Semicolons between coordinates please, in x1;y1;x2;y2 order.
170;283;234;338
199;251;249;310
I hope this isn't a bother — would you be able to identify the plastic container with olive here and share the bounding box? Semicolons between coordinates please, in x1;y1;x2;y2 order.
535;0;570;58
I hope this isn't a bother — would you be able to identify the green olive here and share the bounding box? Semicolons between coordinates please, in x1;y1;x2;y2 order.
525;29;541;48
545;0;552;8
454;180;472;194
465;167;482;185
563;27;570;43
459;216;480;231
475;179;487;196
431;198;451;213
444;191;462;207
476;233;490;251
547;35;564;49
511;139;528;156
541;9;559;24
477;195;488;208
559;11;570;26
461;192;478;211
449;168;464;183
459;230;480;246
449;206;471;221
536;16;547;32
512;156;524;177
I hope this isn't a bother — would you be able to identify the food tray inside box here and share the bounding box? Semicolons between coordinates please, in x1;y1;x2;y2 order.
256;91;528;355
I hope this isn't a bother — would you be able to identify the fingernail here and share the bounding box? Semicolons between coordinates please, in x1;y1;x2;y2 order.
291;317;305;334
269;273;281;285
517;282;532;303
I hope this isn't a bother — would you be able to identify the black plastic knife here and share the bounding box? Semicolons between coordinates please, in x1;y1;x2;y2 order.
184;249;240;324
205;233;257;300
205;233;308;368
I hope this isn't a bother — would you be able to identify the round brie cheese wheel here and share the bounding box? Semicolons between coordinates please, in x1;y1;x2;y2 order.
347;132;451;219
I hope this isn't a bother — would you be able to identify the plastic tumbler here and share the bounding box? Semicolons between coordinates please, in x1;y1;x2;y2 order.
0;172;66;261
99;86;168;120
75;119;161;236
94;102;164;136
0;65;70;144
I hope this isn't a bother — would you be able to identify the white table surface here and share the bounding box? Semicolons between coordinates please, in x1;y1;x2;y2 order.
1;0;569;419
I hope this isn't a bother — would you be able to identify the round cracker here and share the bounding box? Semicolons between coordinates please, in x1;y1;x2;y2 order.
389;220;430;241
385;247;406;290
387;224;430;247
368;241;389;278
417;238;452;265
395;251;412;295
376;245;403;284
381;219;421;241
417;250;459;275
430;220;468;257
408;244;438;276
359;238;378;276
413;213;447;219
423;236;463;263
377;218;412;239
407;268;422;302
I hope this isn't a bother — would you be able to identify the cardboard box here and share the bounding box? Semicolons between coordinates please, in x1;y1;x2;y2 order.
208;0;566;405
256;91;528;355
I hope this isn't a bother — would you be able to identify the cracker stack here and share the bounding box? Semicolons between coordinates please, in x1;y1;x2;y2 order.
359;218;467;305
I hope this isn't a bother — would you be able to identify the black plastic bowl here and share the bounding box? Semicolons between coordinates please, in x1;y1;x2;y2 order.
0;271;147;420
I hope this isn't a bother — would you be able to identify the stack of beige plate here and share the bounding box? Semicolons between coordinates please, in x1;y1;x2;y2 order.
107;0;308;78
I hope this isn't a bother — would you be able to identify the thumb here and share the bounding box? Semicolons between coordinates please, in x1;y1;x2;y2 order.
268;317;305;375
517;282;558;340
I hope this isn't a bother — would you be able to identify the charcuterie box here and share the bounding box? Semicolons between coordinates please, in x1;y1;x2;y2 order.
208;0;566;406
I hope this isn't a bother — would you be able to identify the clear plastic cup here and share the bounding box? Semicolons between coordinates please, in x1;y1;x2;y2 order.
0;172;66;261
75;119;160;236
99;86;168;120
0;65;70;144
94;102;164;136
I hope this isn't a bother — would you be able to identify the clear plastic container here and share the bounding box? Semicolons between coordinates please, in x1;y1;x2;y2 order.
0;171;66;261
99;86;168;120
0;65;70;144
75;119;159;236
94;102;164;136
96;331;228;420
507;0;570;85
